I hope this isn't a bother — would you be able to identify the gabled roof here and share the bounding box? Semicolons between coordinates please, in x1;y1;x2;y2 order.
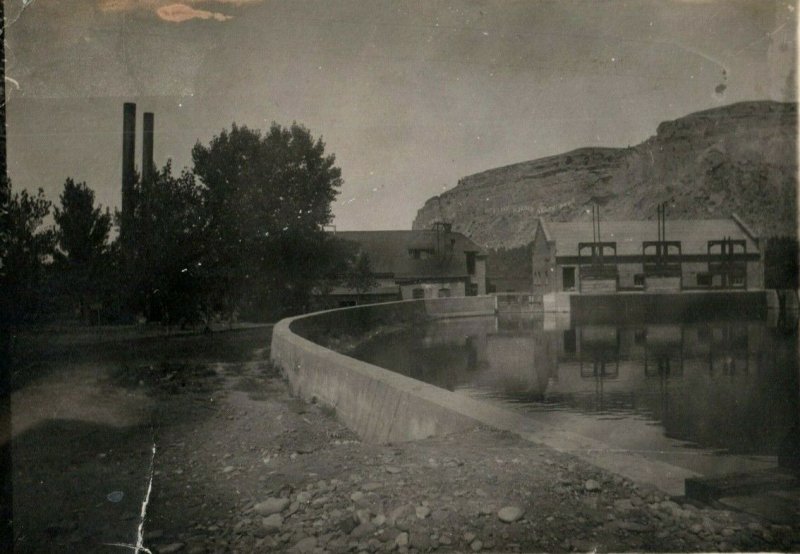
539;217;759;257
335;230;485;279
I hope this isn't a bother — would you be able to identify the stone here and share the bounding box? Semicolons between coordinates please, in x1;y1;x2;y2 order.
464;532;476;543
395;532;409;548
497;506;524;523
584;479;601;492
618;521;649;532
296;491;312;503
255;497;290;516
362;482;382;492
613;498;634;511
372;514;386;526
222;466;235;473
415;506;431;519
262;514;283;533
355;509;372;525
336;517;357;535
388;504;412;526
290;536;317;553
470;539;483;551
350;491;365;503
385;466;401;474
410;531;431;550
350;522;376;539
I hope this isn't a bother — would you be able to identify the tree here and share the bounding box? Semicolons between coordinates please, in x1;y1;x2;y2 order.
53;178;112;322
192;122;342;319
0;182;55;325
128;162;208;327
344;251;378;304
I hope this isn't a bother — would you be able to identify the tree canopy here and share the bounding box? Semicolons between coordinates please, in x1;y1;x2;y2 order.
192;122;342;319
0;183;55;324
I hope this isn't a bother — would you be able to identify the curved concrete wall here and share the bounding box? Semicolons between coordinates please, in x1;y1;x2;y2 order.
270;296;699;495
270;297;496;443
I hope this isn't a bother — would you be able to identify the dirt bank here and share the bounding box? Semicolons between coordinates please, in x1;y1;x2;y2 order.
11;327;800;553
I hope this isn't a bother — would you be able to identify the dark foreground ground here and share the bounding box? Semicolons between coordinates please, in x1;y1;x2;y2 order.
9;326;800;553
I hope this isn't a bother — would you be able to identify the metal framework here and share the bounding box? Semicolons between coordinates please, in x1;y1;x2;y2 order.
705;237;747;289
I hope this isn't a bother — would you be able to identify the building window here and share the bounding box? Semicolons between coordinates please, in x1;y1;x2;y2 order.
467;283;478;296
697;273;712;287
634;274;645;287
562;267;576;291
412;288;425;299
730;274;745;287
438;288;451;298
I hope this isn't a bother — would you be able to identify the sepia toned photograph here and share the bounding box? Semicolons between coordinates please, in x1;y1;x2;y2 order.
1;0;798;552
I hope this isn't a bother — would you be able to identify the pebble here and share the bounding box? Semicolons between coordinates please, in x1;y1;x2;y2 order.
222;466;234;473
497;506;524;523
254;497;290;516
470;539;483;551
385;466;401;474
262;514;283;533
464;532;476;543
415;506;431;519
584;479;601;492
395;532;409;547
290;536;317;553
351;522;376;539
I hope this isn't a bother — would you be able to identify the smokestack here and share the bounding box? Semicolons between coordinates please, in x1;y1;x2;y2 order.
142;112;154;184
121;102;136;235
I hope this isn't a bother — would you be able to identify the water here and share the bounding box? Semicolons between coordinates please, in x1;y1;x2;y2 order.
351;313;799;477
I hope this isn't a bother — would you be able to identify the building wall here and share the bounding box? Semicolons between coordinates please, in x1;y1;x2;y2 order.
618;263;644;289
532;225;556;296
681;262;707;289
471;257;487;295
400;281;466;300
747;259;764;290
580;278;617;293
646;276;682;292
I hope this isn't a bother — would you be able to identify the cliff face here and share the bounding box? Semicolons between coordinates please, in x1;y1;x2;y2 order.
413;101;798;248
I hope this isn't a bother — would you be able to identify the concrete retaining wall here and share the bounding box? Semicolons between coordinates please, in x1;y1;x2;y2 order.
271;297;496;443
270;297;700;494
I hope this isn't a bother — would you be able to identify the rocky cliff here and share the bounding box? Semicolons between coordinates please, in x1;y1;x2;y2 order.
413;101;797;248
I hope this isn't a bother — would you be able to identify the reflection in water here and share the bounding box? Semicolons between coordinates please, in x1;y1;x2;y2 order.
351;314;799;465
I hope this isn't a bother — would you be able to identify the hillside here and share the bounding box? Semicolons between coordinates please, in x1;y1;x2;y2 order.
413;101;798;248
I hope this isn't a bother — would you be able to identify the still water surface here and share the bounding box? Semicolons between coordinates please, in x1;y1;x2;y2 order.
351;313;799;476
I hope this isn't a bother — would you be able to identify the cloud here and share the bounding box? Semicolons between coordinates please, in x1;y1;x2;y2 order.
156;3;232;22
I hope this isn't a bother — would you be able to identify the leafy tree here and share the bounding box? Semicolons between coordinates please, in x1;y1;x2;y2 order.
128;162;208;327
53;178;112;322
344;251;378;304
0;182;55;325
192;122;342;319
765;236;799;290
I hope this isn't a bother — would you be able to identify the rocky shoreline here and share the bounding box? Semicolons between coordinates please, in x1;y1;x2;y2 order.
12;328;800;553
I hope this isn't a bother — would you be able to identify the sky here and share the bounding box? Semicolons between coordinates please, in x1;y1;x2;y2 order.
6;0;798;230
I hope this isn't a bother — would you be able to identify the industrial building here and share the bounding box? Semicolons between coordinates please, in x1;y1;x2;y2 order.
531;210;764;297
319;223;487;307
